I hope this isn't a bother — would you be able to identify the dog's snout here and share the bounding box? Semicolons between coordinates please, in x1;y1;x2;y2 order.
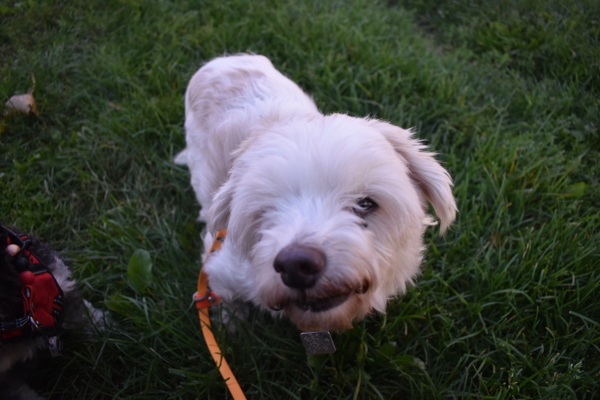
274;245;326;289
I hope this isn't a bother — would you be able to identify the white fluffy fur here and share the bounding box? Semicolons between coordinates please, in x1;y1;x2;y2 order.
176;55;457;331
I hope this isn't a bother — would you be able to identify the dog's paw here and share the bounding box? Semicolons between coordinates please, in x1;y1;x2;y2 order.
5;384;46;400
83;300;112;332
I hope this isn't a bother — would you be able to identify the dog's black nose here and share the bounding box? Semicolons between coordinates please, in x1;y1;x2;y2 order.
274;245;326;289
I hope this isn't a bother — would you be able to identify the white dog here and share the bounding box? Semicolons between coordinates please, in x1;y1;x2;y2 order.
176;55;456;332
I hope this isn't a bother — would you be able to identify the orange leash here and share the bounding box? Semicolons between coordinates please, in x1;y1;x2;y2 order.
193;229;247;400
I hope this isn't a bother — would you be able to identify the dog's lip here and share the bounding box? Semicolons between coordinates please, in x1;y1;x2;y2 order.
295;292;350;313
269;293;350;313
268;281;370;313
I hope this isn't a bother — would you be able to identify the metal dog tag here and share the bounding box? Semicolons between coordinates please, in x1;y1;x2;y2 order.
300;331;336;354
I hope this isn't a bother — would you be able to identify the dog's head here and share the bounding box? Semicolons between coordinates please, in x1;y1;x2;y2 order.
204;114;456;331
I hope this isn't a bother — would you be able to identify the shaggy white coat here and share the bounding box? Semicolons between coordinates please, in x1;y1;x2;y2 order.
176;54;456;331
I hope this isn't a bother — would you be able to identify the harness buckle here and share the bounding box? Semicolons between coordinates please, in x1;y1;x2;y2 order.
28;315;42;330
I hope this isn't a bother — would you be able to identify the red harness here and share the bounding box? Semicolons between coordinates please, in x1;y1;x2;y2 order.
0;226;64;346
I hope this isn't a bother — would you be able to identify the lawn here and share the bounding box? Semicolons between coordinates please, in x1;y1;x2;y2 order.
1;0;598;398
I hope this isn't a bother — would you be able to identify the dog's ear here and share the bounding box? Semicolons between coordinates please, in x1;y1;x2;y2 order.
371;120;457;233
207;179;234;236
205;134;258;236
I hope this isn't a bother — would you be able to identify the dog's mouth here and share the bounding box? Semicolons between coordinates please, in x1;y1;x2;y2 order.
270;282;370;313
295;292;350;313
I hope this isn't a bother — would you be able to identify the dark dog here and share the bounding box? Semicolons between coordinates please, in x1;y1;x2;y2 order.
0;224;105;400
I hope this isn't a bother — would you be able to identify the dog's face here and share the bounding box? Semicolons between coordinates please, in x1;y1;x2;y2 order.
204;114;456;331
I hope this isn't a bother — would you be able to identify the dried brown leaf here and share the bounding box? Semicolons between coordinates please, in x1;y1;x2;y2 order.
5;94;38;115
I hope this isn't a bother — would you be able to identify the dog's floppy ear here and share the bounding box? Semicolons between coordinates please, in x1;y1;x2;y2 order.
206;134;259;236
371;120;457;233
207;178;235;236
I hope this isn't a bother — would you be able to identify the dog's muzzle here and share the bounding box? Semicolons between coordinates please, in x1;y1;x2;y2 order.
271;243;371;313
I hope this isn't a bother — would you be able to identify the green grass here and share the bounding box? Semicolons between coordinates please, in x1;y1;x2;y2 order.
1;0;598;398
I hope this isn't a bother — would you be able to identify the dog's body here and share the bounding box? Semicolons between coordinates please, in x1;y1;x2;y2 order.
0;225;104;400
176;55;456;331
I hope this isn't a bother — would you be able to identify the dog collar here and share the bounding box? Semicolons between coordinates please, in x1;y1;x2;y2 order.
0;225;65;354
192;228;225;309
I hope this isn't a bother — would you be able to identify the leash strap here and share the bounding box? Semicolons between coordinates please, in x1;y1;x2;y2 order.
194;229;247;400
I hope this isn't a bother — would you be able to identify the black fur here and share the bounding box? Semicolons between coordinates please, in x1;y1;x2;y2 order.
0;224;101;400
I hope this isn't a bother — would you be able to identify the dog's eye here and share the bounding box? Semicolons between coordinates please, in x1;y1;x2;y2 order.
354;197;378;216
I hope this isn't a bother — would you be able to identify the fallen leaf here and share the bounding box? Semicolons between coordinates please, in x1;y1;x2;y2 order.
5;94;38;115
564;182;588;198
108;102;124;111
127;249;153;293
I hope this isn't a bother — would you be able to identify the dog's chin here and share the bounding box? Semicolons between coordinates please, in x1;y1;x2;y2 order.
260;278;374;331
